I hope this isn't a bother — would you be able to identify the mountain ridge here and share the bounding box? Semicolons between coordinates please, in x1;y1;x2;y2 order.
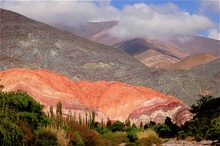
0;8;150;85
1;8;219;105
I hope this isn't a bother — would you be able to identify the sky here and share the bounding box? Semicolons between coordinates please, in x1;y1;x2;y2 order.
1;0;220;40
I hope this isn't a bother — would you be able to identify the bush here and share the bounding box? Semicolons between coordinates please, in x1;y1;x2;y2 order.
100;131;128;145
0;119;23;146
110;120;125;132
98;126;110;134
206;117;220;141
126;127;142;142
152;124;171;138
137;129;162;146
67;122;99;146
34;128;60;146
18;122;34;145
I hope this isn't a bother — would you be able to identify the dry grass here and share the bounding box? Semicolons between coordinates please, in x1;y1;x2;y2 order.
137;129;162;146
137;129;158;140
45;126;70;146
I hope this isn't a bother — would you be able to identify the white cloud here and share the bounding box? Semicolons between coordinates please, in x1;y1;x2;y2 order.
109;3;214;40
1;1;216;40
1;0;118;26
208;28;220;40
200;0;220;13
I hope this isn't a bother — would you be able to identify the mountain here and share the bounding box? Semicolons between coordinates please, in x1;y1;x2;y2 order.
134;49;179;68
0;8;150;85
114;38;188;68
172;36;220;57
0;68;193;125
53;21;118;39
56;21;191;68
190;58;220;79
1;9;219;105
61;21;219;63
167;53;217;70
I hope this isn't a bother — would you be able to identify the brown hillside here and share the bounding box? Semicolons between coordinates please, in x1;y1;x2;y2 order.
167;53;216;70
134;49;179;68
172;36;220;57
0;68;193;125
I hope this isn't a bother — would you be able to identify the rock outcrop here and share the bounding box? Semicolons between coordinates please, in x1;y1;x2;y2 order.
0;68;193;125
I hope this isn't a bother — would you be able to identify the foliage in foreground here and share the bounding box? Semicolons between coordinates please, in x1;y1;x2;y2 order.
178;95;220;141
0;84;219;145
0;88;51;146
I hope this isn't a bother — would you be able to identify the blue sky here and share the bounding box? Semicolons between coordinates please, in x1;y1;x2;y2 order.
110;0;219;23
1;0;219;40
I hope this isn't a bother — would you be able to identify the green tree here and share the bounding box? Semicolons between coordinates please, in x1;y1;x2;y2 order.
0;119;23;146
178;95;220;141
191;95;220;118
126;127;141;142
56;101;62;128
110;121;125;132
140;121;143;129
0;89;50;145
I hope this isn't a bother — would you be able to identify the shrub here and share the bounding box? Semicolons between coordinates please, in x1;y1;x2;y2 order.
0;119;23;146
110;120;125;132
34;128;60;146
126;127;141;142
100;131;128;145
67;122;99;146
152;124;171;138
137;129;162;146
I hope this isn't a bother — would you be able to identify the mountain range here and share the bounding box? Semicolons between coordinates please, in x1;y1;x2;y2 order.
1;8;220;107
58;20;219;67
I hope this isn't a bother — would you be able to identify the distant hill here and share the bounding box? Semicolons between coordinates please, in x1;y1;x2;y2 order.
190;58;220;79
114;38;188;68
134;49;179;68
172;36;220;57
53;21;118;39
167;53;217;70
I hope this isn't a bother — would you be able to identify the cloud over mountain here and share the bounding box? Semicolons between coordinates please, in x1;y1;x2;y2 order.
1;1;216;39
1;0;119;26
109;3;214;40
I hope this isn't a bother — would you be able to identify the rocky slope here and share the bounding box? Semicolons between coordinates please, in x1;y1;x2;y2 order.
0;8;150;85
190;58;220;79
167;53;217;70
114;38;188;68
172;36;220;57
0;68;193;125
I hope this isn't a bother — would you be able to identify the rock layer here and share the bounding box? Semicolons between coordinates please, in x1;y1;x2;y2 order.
0;68;193;125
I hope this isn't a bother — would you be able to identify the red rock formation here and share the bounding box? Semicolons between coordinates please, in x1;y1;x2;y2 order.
0;68;193;125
